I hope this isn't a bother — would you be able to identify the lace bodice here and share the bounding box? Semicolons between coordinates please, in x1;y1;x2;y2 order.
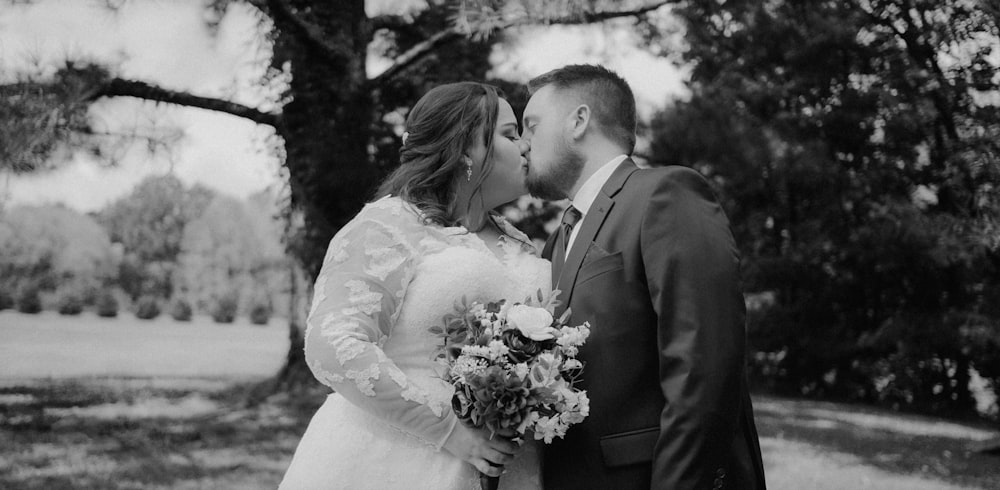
304;196;551;451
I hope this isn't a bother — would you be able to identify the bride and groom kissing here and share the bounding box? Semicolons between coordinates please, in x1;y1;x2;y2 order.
278;64;766;489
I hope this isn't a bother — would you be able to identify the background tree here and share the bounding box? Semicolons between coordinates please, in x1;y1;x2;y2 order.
175;193;285;316
0;205;118;307
97;174;215;301
245;189;293;319
652;0;1000;418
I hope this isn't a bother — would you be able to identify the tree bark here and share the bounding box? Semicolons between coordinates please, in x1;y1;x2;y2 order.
276;260;312;390
268;0;380;389
92;78;280;127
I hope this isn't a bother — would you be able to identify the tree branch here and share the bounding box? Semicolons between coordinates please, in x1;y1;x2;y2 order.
369;28;464;88
370;0;676;89
91;78;281;127
263;0;350;65
539;0;675;25
370;14;411;32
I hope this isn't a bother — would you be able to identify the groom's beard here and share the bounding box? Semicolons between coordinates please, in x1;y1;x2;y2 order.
525;141;584;201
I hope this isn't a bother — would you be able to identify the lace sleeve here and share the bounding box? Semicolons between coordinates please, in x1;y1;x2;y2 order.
303;198;458;449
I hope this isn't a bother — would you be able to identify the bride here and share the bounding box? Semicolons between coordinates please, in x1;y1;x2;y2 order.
278;82;548;489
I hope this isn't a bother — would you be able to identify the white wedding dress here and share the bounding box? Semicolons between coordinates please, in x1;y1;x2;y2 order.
279;196;549;490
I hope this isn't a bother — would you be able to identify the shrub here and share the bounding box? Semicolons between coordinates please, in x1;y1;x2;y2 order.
16;288;42;314
95;290;119;318
249;300;271;325
57;291;84;316
211;293;239;324
0;289;14;311
134;295;161;320
170;298;193;322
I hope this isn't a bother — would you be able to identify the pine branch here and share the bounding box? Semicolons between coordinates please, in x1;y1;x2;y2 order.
263;0;351;64
369;28;464;88
370;1;676;89
538;0;675;25
91;78;281;127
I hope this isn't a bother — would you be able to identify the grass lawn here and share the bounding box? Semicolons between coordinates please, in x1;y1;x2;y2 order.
0;311;288;380
755;397;999;489
1;311;998;489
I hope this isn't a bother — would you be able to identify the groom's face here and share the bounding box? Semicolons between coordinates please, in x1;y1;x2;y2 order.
521;85;584;201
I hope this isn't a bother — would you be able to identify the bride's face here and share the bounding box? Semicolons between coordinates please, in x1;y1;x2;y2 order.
472;98;529;209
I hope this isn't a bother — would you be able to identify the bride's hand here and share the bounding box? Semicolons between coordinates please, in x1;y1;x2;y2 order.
442;423;521;477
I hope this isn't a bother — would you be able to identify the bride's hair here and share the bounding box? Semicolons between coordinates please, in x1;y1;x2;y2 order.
376;82;501;231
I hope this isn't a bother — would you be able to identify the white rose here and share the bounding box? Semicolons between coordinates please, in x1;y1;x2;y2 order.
507;304;556;340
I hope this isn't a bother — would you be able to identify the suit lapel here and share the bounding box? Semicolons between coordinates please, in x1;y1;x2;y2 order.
556;193;613;306
555;159;639;307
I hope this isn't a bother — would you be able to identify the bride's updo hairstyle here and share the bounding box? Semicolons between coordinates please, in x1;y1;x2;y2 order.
376;82;500;231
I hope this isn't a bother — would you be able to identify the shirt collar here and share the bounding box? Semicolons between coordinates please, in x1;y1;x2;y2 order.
569;154;628;215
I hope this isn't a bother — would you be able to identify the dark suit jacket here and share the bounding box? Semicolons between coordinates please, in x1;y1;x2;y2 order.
541;160;766;490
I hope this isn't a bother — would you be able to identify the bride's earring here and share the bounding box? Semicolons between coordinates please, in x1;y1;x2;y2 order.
464;157;473;182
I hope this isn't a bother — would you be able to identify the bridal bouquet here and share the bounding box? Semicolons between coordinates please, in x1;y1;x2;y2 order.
429;290;590;490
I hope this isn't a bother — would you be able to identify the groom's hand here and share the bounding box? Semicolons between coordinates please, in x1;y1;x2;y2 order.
442;423;521;477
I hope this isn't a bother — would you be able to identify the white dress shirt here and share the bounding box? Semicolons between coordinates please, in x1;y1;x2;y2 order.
566;154;629;252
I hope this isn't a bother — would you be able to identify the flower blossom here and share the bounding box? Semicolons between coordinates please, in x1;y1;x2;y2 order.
532;415;568;443
557;323;591;348
507;305;557;341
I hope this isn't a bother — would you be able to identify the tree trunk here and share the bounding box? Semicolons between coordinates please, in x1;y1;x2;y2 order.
271;0;380;389
246;259;311;405
276;260;312;389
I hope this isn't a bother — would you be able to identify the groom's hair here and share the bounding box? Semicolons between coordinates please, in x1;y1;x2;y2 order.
528;64;637;153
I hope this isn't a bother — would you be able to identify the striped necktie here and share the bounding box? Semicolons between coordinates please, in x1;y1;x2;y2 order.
552;205;582;274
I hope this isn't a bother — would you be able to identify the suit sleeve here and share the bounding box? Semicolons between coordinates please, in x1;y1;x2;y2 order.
639;167;748;489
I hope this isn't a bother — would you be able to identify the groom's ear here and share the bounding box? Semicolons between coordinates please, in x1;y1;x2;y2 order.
568;104;591;140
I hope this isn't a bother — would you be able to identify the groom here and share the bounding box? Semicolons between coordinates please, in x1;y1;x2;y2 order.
522;64;766;489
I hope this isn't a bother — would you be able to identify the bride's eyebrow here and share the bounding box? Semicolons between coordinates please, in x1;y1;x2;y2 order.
498;122;518;131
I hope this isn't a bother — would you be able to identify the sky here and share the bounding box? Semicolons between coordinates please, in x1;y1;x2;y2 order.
0;0;689;213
